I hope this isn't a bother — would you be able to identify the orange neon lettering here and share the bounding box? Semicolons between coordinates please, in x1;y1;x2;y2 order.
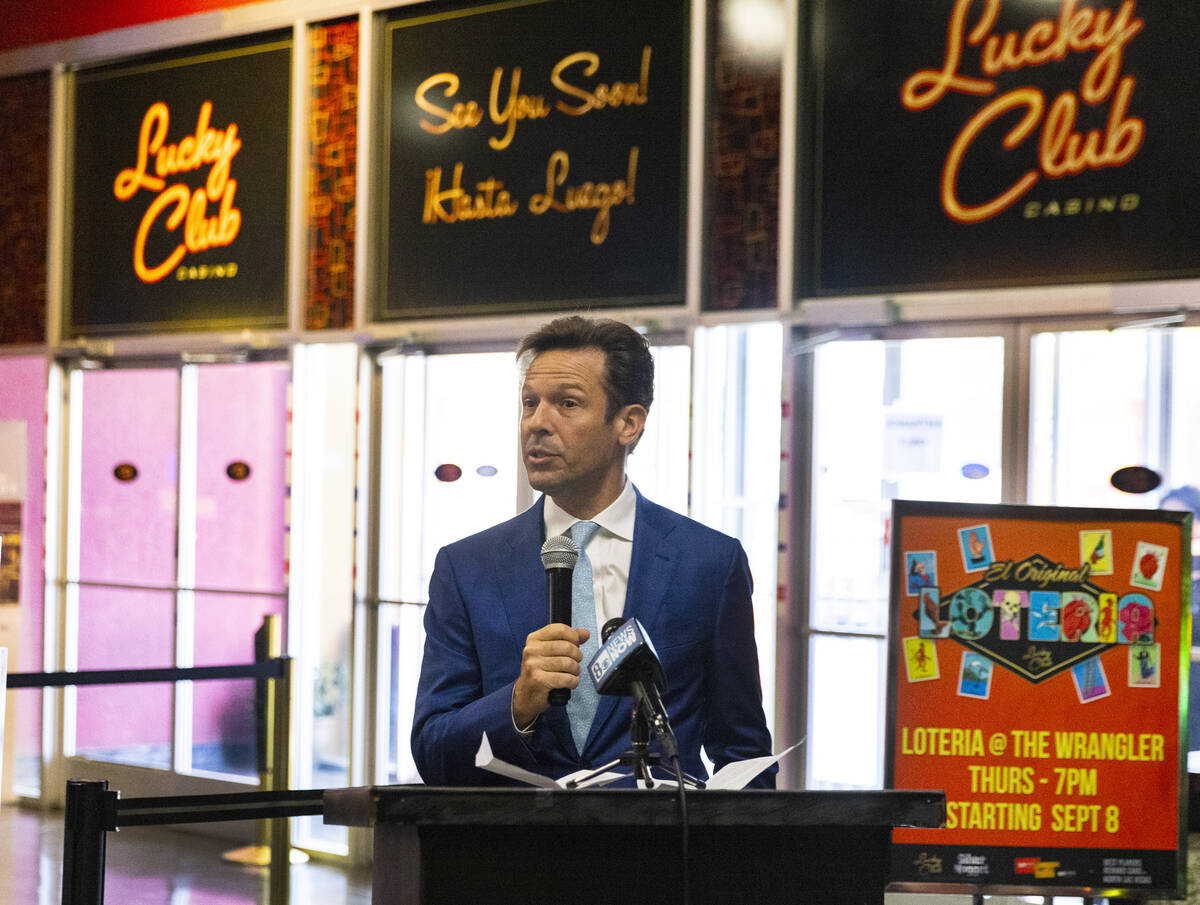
1040;76;1142;178
906;0;1146;224
115;100;244;283
941;88;1042;223
902;0;1000;110
114;102;169;200
133;184;189;283
977;0;1142;102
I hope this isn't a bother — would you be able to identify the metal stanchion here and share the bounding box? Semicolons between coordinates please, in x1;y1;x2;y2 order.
221;617;275;860
61;779;115;905
223;614;302;902
221;615;300;905
265;652;294;905
42;624;301;905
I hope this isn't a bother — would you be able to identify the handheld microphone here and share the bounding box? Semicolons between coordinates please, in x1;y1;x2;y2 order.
540;534;579;707
590;618;679;758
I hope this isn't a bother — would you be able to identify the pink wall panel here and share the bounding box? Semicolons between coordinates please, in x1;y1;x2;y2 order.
0;355;48;779
191;363;288;755
74;369;178;754
75;586;173;752
0;356;47;669
194;362;288;593
191;591;281;754
78;369;179;585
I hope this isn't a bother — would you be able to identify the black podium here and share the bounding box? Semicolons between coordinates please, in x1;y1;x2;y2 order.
325;786;945;905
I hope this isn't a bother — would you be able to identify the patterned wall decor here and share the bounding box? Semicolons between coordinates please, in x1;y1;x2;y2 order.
704;3;781;311
306;19;358;331
0;72;50;345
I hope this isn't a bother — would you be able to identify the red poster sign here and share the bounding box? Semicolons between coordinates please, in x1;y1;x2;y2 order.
887;500;1189;896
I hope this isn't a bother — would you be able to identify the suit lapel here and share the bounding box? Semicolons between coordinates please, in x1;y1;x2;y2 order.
496;498;547;644
495;497;577;755
621;491;677;633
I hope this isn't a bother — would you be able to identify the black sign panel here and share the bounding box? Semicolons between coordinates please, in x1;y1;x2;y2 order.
70;35;291;335
380;0;688;319
804;1;1200;296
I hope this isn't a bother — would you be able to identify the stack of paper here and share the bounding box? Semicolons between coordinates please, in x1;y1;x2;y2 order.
475;733;799;790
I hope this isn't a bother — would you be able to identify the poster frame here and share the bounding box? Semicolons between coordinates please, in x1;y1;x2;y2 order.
885;498;1190;899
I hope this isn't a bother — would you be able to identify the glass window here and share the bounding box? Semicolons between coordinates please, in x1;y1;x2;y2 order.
70;368;180;765
374;343;692;786
188;362;289;778
1028;324;1200;757
64;361;291;783
808;335;1004;788
692;323;782;736
376;350;518;785
1029;328;1161;508
290;343;357;852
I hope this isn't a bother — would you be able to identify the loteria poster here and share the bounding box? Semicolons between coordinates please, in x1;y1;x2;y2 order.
887;500;1189;897
803;0;1200;296
69;33;292;335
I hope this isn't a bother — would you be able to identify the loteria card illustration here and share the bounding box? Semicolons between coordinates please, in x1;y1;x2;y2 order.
1129;643;1161;688
958;651;994;700
904;636;939;682
959;524;994;573
906;551;938;596
1130;541;1168;592
1080;529;1113;576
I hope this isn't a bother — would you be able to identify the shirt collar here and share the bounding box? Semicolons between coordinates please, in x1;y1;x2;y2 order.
543;479;637;542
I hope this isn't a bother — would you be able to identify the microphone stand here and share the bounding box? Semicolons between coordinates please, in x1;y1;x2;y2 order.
564;705;706;790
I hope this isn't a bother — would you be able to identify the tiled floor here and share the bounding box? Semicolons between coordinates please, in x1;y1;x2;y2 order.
0;804;370;905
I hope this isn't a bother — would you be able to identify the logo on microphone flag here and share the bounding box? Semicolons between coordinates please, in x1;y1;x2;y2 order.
589;619;640;688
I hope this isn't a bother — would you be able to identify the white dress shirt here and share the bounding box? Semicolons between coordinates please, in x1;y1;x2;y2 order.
543;479;637;636
513;481;637;734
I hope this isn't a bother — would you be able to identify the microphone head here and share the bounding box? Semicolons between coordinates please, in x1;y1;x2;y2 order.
601;617;625;642
540;534;579;570
588;618;668;696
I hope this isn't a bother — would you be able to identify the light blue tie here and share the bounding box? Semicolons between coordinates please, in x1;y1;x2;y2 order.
567;520;601;754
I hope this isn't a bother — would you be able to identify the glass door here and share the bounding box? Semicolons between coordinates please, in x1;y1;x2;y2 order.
1026;321;1200;758
60;359;289;803
1028;326;1167;508
368;342;693;786
373;350;522;785
803;331;1007;789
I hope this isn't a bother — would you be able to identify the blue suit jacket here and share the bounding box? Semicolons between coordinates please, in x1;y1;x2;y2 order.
411;489;776;787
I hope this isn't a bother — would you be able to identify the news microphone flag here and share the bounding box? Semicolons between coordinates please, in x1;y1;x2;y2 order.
588;617;667;696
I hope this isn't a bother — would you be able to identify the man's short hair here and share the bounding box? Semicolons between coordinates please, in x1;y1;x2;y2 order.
517;316;654;420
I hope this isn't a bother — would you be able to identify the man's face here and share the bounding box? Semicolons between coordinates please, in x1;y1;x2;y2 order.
520;347;641;513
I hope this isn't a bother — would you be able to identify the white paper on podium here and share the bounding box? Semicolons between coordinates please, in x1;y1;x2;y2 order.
475;733;801;791
705;741;801;790
475;733;627;789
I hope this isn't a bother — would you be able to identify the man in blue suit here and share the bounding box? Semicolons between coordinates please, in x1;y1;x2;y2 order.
411;316;775;787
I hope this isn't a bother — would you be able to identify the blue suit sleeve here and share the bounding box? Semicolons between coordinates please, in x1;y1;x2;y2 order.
703;540;777;788
410;547;554;785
